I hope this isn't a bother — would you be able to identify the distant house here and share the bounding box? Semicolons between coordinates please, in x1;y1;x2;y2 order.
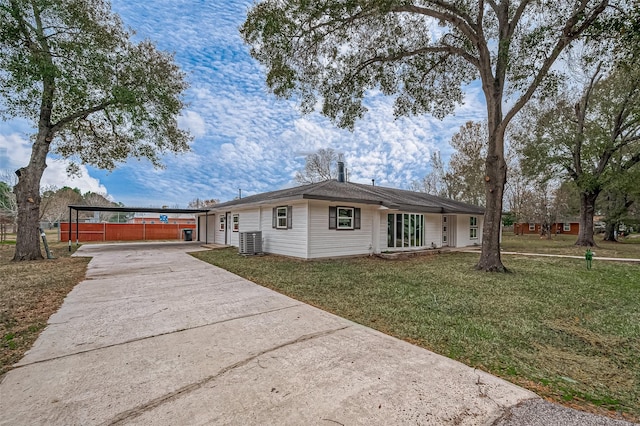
514;221;579;235
129;212;196;225
196;169;484;259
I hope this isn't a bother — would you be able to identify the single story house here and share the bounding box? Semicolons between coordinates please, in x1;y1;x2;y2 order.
514;221;579;235
196;177;484;260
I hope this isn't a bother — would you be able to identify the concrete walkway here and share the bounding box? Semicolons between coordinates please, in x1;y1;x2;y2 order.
0;242;634;425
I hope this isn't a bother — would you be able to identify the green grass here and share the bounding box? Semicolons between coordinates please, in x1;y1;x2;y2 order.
502;233;640;259
192;248;640;421
0;241;89;378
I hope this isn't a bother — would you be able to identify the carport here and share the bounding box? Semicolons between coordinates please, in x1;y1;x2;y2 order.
67;205;210;250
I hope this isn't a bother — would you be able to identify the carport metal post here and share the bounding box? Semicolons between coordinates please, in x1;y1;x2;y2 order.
68;206;72;251
75;208;79;247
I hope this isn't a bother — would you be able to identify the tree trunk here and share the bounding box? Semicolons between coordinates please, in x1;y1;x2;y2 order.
603;221;617;242
574;191;599;246
13;132;50;261
477;117;507;272
13;35;56;261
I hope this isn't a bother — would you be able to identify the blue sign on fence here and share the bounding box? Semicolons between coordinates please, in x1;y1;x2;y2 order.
159;214;168;224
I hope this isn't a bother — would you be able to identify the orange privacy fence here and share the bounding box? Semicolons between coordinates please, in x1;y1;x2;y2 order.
59;222;197;242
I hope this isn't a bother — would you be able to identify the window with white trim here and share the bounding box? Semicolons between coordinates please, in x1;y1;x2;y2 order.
277;206;287;229
232;214;239;232
219;216;225;231
338;207;354;229
529;223;536;231
272;206;292;229
563;223;571;232
470;216;478;239
329;206;361;230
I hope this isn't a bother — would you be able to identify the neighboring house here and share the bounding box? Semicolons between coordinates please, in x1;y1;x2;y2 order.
514;221;580;235
129;212;196;225
196;172;484;260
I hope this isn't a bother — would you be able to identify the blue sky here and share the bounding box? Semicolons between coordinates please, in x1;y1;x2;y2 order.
0;0;487;207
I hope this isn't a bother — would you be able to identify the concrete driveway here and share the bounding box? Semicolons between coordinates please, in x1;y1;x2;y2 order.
0;242;632;425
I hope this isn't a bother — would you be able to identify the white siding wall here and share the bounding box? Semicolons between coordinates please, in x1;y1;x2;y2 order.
214;214;226;244
213;204;309;257
206;215;216;243
260;203;308;258
239;210;260;232
308;201;375;258
378;211;388;251
455;214;484;247
424;214;443;248
223;209;260;247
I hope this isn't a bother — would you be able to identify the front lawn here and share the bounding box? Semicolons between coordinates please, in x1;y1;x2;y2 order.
192;248;640;422
501;233;640;259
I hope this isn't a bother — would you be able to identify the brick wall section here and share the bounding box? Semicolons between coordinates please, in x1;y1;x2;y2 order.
514;222;580;235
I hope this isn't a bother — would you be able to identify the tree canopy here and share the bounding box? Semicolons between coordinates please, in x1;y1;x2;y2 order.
295;148;342;184
1;0;191;170
1;0;191;260
188;198;219;208
515;64;640;246
242;0;620;271
447;121;486;206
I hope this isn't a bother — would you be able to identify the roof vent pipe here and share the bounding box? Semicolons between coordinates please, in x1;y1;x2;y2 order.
337;161;345;183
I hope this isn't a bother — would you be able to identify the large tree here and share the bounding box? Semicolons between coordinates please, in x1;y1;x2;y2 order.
517;64;640;246
1;0;191;260
83;191;117;222
599;161;640;241
295;148;342;184
188;197;219;208
39;186;83;227
0;171;18;231
242;0;616;271
411;151;448;196
447;121;486;206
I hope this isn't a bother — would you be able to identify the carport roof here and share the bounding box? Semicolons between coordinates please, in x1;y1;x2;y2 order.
68;205;210;214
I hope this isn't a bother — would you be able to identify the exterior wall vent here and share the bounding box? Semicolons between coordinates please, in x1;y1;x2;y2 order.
239;231;263;255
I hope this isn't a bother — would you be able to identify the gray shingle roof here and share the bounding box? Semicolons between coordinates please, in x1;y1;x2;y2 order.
208;180;484;215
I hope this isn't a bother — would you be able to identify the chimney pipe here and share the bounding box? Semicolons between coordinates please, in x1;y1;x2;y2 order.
372;179;375;187
337;161;345;183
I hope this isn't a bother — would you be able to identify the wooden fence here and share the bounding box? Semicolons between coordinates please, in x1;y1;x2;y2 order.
59;222;197;242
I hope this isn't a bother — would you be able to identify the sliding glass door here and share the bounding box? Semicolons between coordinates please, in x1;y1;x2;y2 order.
387;213;425;249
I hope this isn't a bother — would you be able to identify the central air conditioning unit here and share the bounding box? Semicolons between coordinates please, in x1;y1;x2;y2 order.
239;231;263;255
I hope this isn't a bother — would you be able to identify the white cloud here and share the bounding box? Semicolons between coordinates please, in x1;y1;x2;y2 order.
178;110;207;138
0;133;32;169
42;159;109;195
0;1;496;208
0;133;109;195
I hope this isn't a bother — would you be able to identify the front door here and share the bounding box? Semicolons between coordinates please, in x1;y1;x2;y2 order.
442;216;449;247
